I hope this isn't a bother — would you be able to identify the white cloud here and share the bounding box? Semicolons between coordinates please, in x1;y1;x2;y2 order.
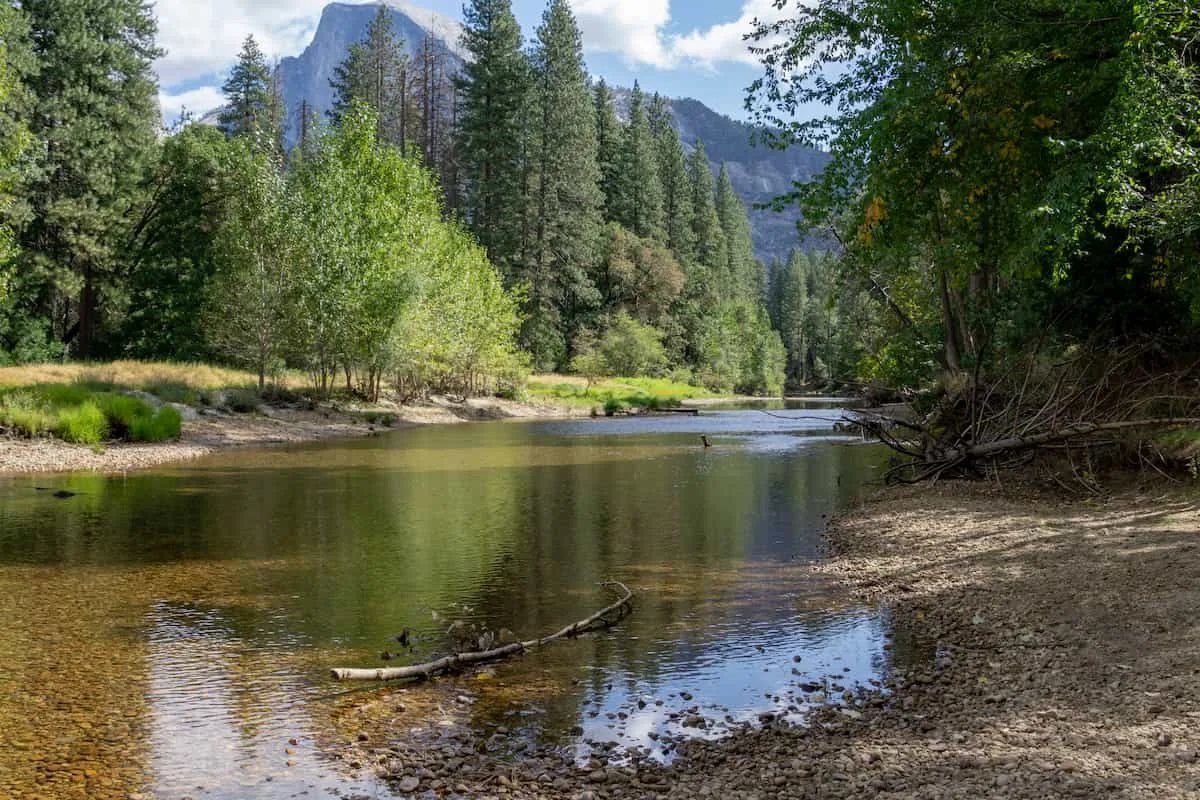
153;0;325;87
159;85;227;121
570;0;674;68
569;0;789;70
671;0;787;68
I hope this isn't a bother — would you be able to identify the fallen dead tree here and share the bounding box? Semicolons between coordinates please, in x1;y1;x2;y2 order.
331;581;634;682
851;342;1200;488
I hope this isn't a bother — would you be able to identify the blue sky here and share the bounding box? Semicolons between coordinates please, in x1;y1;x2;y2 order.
156;0;790;123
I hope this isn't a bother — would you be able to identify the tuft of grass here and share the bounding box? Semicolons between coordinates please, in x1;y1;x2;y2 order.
128;406;182;442
0;391;57;436
0;384;182;443
55;402;108;444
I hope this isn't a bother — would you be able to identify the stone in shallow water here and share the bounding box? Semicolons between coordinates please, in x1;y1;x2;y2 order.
398;774;420;792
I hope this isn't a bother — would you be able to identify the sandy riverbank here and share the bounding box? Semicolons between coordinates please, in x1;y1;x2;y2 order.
617;480;1200;799
326;479;1200;799
0;395;587;476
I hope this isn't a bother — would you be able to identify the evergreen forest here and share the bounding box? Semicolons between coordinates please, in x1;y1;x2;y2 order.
0;0;787;399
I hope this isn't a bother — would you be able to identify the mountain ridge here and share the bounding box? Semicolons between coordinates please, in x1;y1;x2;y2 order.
218;1;823;263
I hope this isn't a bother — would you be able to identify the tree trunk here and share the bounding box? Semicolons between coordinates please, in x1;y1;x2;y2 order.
939;268;962;372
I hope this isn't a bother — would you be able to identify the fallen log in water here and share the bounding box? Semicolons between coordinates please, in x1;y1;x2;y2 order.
331;581;634;682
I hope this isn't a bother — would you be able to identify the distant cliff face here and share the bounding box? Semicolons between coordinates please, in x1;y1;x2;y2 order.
242;1;823;263
276;1;463;145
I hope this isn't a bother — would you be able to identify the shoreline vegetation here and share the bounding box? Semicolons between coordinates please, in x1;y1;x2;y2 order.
0;361;765;476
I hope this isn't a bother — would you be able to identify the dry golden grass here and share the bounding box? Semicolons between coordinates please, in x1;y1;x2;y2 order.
0;361;294;391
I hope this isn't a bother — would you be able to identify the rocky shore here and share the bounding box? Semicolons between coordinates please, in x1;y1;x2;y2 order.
0;395;585;475
331;480;1199;799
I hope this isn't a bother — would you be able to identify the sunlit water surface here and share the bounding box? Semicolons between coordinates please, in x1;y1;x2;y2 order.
0;404;894;799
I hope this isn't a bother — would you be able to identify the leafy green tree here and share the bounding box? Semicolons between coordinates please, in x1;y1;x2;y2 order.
0;4;31;314
221;36;273;143
122;125;243;360
596;311;668;377
613;82;665;241
525;0;604;366
600;223;684;326
205;143;297;390
457;0;532;278
18;0;162;358
393;222;526;397
748;0;1200;372
291;102;441;399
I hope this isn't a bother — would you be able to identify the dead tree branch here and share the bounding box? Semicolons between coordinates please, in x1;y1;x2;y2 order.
331;581;634;682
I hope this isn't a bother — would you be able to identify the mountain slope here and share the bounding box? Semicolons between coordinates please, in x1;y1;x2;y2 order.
263;1;823;262
276;1;462;144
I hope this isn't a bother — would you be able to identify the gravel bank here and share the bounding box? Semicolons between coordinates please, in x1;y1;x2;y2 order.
334;480;1200;799
0;396;585;475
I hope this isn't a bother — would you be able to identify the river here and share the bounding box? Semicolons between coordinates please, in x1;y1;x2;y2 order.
0;402;895;799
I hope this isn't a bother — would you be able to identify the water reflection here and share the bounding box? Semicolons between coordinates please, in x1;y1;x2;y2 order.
0;411;890;797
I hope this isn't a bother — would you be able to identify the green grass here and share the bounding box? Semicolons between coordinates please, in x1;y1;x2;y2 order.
0;384;183;444
1154;428;1200;451
0;391;57;436
526;375;718;413
55;402;108;444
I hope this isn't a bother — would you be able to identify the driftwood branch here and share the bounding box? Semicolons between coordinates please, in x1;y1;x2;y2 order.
851;342;1200;487
331;581;634;682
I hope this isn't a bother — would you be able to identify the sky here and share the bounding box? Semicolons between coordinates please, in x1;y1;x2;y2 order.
156;0;792;123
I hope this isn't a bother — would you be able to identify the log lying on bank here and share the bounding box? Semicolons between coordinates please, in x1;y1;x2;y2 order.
331;581;634;682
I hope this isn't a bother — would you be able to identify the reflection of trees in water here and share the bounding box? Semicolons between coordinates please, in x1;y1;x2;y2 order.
0;423;893;780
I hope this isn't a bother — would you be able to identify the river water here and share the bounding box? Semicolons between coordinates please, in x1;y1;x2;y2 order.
0;402;894;799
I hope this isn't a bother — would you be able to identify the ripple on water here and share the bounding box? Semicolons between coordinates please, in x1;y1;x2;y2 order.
0;410;894;797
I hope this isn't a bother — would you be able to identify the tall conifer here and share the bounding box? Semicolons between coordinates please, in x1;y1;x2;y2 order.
526;0;603;364
688;140;725;286
593;79;622;220
648;94;695;265
457;0;531;278
716;162;756;298
330;6;414;150
19;0;162;357
614;82;664;242
221;36;272;142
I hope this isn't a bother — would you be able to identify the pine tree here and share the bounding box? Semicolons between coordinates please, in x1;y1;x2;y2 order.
614;82;665;241
457;0;532;278
329;6;414;150
19;0;162;357
221;36;272;142
593;79;622;220
688;140;725;285
715;162;756;299
526;0;604;365
648;94;695;265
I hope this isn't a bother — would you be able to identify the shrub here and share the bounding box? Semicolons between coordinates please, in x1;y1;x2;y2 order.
603;398;623;417
94;393;152;438
224;389;260;413
55;402;108;444
597;313;669;378
128;406;182;442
